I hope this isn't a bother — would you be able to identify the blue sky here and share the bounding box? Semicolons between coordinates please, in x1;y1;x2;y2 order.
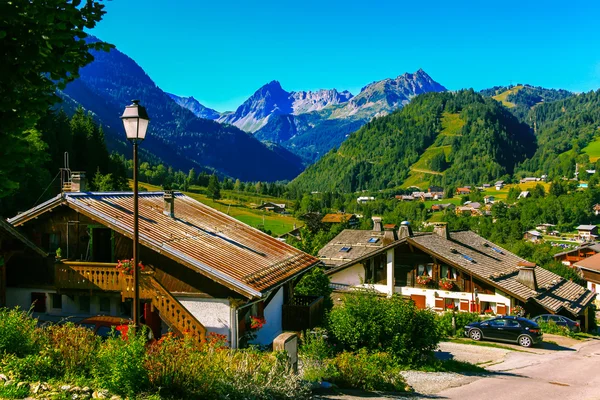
92;0;600;112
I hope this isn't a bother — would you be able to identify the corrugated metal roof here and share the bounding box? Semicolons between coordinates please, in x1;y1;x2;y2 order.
9;192;319;298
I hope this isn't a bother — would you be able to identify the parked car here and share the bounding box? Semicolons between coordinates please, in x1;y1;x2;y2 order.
77;316;155;342
464;316;543;347
532;314;581;333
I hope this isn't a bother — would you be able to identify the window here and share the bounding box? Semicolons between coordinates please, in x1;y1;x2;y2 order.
417;264;432;277
489;319;505;327
491;247;504;254
92;228;113;262
367;238;379;243
506;320;520;328
592;283;597;293
441;265;457;279
549;315;562;323
462;255;475;263
99;297;111;313
339;246;352;253
51;293;62;309
79;296;90;313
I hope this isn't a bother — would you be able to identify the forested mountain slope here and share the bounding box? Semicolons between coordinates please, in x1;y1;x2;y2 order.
291;90;536;192
59;37;304;182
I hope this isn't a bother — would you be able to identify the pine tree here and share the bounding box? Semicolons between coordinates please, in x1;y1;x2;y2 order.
207;174;221;200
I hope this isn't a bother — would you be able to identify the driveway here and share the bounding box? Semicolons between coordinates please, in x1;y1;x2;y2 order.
439;338;600;400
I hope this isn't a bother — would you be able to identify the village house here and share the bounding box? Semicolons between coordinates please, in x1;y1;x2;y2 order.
318;221;594;329
576;225;598;242
520;177;539;184
456;187;471;196
523;230;543;243
484;195;495;204
554;243;600;267
432;192;445;200
518;191;531;199
256;202;286;214
428;186;443;193
482;183;491;189
574;254;600;305
431;203;455;213
536;223;556;233
356;196;375;204
396;195;414;202
593;204;600;216
495;181;504;190
321;213;359;227
3;186;320;348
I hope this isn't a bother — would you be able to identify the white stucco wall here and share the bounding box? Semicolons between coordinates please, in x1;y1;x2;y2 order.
6;287;121;321
253;287;284;346
330;263;364;285
177;297;231;341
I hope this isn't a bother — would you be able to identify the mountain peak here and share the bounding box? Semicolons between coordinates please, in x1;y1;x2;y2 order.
167;93;221;120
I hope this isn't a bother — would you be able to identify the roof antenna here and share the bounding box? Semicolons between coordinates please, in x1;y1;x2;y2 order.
60;152;72;192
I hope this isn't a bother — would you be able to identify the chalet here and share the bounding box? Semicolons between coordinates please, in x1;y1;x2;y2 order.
396;195;414;202
4;189;320;348
256;202;286;213
432;192;445;200
524;230;543;243
536;223;556;232
321;213;359;227
554;243;600;267
431;203;455;212
518;191;530;199
484;195;495;204
456;187;471;195
520;177;539;184
357;196;375;204
576;225;598;242
593;204;600;216
574;254;600;304
482;184;491;189
319;222;594;329
495;181;504;190
428;186;443;193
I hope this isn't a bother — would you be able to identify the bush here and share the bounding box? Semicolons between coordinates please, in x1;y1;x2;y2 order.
299;328;336;383
538;320;577;338
0;382;31;399
0;307;41;357
1;353;57;381
47;323;101;378
93;326;150;397
328;349;409;392
436;311;482;338
328;289;441;366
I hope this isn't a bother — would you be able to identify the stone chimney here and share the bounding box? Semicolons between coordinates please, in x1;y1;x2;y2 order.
70;172;87;192
433;223;450;240
516;261;538;291
398;221;413;239
372;216;383;232
163;190;175;218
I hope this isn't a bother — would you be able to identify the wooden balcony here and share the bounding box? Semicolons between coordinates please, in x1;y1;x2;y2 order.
55;261;123;292
282;295;324;331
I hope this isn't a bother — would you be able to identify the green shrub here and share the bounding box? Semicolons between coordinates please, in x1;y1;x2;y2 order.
93;326;150;397
436;311;482;338
0;382;31;399
299;328;336;383
328;289;441;366
538;320;577;338
329;349;409;392
0;307;41;357
1;352;57;381
47;323;101;378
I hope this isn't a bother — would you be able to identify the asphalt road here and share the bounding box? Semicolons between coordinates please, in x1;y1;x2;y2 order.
439;338;600;400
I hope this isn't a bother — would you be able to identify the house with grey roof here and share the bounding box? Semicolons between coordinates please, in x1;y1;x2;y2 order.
576;225;598;242
319;222;595;329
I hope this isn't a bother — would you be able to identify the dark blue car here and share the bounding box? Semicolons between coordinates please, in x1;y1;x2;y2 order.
532;314;581;333
465;316;543;347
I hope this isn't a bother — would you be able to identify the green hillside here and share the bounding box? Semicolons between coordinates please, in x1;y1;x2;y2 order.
291;90;535;192
492;85;524;108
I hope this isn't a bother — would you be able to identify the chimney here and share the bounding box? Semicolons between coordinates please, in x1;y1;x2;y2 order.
384;223;398;241
372;216;383;232
516;261;538;291
433;223;450;240
398;221;413;239
163;190;175;218
70;172;87;192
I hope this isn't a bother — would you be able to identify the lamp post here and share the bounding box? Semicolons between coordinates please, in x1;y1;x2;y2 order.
121;100;150;328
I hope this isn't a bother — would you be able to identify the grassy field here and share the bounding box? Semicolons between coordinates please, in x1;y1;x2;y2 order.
136;182;301;236
402;113;464;189
492;85;524;108
583;136;600;162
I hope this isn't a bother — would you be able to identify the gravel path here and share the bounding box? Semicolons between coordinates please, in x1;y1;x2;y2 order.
400;371;481;395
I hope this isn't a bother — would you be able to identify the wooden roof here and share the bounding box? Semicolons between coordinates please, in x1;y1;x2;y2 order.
8;192;319;299
574;253;600;272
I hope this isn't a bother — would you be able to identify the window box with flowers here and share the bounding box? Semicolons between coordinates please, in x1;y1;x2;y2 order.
484;308;495;316
439;278;456;291
416;275;433;287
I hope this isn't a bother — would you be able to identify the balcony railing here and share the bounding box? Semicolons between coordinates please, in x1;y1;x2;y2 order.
55;262;123;291
282;295;324;331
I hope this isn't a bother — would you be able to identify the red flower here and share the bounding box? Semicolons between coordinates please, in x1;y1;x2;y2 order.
250;316;266;330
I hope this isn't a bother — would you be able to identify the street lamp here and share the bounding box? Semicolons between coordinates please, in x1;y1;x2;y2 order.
121;99;150;328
